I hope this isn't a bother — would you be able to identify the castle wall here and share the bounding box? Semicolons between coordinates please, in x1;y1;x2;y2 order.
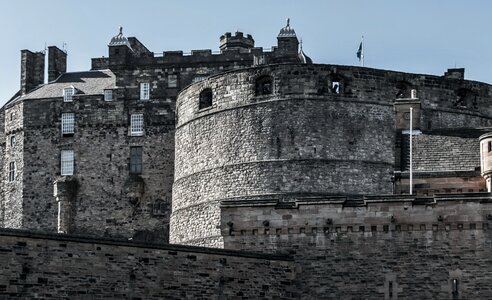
172;63;492;247
0;229;296;299
221;194;492;299
3;103;24;228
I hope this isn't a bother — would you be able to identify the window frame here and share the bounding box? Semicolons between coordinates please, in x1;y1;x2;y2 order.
167;74;179;88
140;82;150;100
130;113;144;136
61;113;75;136
129;146;143;174
104;89;113;101
60;150;74;176
63;87;75;102
8;161;15;182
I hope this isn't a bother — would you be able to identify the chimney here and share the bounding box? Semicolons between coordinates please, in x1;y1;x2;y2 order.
48;46;67;82
444;68;465;80
20;50;45;95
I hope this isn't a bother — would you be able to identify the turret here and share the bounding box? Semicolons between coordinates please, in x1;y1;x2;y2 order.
108;26;133;66
276;18;299;56
219;31;255;52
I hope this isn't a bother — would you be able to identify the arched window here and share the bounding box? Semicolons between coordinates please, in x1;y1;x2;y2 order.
199;88;213;109
255;75;273;96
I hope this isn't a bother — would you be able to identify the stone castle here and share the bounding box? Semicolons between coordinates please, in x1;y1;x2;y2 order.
1;21;492;299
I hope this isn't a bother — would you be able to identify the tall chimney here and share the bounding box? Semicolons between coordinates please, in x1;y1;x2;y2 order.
48;46;67;82
20;50;45;95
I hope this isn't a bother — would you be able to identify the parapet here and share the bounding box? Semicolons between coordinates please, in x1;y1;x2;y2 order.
219;31;255;52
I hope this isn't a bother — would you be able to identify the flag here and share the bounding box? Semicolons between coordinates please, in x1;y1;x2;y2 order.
356;42;362;60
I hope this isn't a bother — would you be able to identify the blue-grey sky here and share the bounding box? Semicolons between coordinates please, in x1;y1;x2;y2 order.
1;0;491;105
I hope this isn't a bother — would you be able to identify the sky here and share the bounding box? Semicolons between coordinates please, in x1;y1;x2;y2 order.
0;0;491;105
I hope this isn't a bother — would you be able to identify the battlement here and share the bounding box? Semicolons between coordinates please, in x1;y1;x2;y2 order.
219;31;255;51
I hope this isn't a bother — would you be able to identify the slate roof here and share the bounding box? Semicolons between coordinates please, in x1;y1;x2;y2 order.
9;69;116;105
402;131;480;172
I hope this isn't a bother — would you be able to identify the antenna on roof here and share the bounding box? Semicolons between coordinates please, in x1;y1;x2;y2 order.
62;42;67;53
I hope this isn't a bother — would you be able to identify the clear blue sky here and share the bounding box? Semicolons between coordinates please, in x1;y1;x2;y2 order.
1;0;491;105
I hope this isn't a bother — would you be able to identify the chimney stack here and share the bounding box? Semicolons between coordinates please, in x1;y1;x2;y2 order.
48;46;67;82
20;50;45;95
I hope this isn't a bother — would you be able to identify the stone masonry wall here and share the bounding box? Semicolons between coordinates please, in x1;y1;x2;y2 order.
0;229;296;299
221;194;492;299
2;103;24;228
172;64;397;247
17;91;174;241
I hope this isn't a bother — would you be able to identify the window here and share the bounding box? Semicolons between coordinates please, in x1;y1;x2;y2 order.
10;135;15;147
8;161;15;182
168;74;178;88
331;81;340;94
488;141;491;153
140;83;150;100
255;75;273;96
130;146;143;174
130;114;144;136
61;113;75;135
63;87;75;102
199;88;213;109
104;89;113;101
61;150;74;176
192;76;206;83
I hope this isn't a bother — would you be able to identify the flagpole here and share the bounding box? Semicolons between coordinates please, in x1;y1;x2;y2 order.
361;35;365;67
409;107;413;195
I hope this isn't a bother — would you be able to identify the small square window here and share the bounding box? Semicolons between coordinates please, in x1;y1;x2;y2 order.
61;113;75;135
61;150;74;176
8;161;15;182
168;74;178;88
63;87;75;102
130;114;144;136
140;83;150;100
130;146;143;174
104;89;113;101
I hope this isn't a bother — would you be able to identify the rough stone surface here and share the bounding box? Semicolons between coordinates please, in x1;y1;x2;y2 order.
0;229;295;299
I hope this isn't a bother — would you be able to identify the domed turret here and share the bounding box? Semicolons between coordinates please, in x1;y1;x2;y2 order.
108;26;132;49
298;41;312;64
278;18;297;38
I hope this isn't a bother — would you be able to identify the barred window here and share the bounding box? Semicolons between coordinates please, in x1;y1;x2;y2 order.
130;146;143;174
63;87;75;102
61;113;75;135
130;114;144;136
61;150;74;176
8;161;15;182
104;89;113;101
140;83;150;100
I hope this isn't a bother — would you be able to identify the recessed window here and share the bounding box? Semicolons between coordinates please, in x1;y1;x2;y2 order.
63;87;75;102
168;74;178;88
10;135;15;147
104;89;113;101
61;113;75;136
488;141;491;153
61;150;74;176
129;146;143;174
140;83;150;100
8;161;15;182
331;81;340;94
130;114;144;136
199;88;213;109
255;75;273;96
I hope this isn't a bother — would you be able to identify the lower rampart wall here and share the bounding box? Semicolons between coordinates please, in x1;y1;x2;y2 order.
0;229;295;299
221;194;492;299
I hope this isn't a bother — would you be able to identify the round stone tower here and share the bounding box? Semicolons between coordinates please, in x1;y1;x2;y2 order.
170;64;395;247
479;133;492;191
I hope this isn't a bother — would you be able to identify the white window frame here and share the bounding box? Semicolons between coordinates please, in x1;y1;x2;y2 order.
140;83;150;100
61;113;75;135
168;74;178;88
130;114;144;136
61;150;74;176
104;89;113;101
63;87;75;102
8;161;15;182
